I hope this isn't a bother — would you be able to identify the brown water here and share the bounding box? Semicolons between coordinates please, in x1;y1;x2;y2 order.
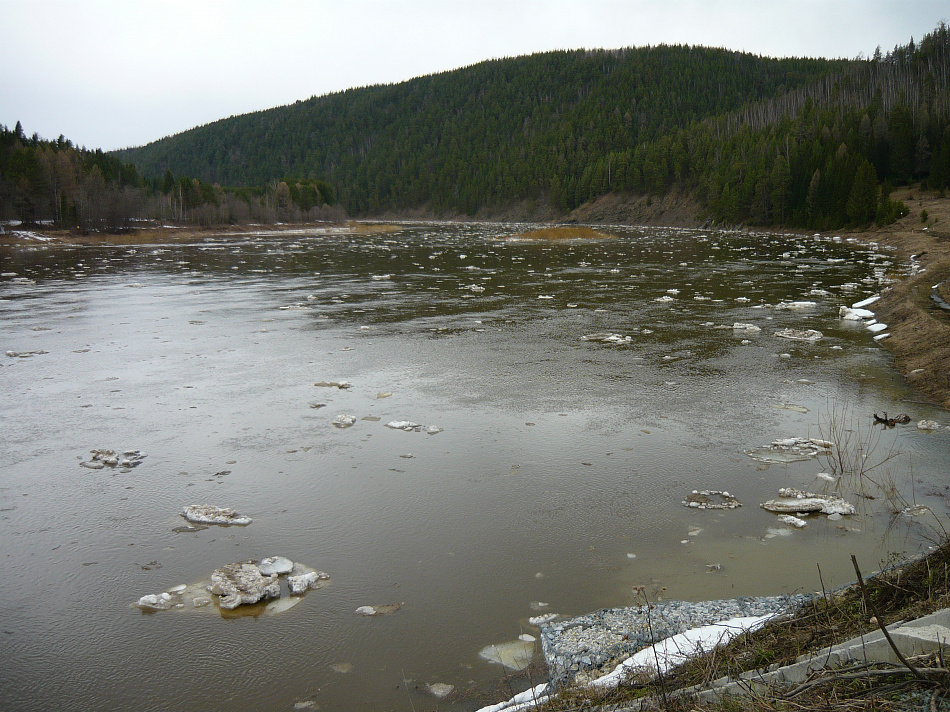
1;223;947;712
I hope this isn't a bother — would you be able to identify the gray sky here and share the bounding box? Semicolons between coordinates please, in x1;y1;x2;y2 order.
2;0;947;151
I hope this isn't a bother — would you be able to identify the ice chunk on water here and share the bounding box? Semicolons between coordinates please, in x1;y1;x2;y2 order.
774;328;823;342
332;414;357;428
427;683;455;699
258;556;294;576
183;504;252;526
778;514;808;528
478;640;534;671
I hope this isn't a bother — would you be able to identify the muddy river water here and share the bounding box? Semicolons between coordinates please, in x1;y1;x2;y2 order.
1;223;948;711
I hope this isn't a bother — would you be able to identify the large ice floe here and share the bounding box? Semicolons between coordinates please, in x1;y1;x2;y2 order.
745;437;833;464
773;328;823;342
760;487;855;515
79;448;147;470
385;421;443;434
182;504;252;526
134;558;329;614
682;490;742;510
581;332;633;344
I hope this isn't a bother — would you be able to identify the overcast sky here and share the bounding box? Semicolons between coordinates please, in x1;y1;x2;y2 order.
1;0;947;151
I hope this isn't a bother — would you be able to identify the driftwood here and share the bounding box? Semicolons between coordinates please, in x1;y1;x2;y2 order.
874;412;911;426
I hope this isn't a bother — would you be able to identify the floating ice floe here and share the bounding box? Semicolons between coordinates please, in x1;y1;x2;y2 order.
838;306;876;321
332;414;357;428
5;349;48;358
746;437;833;463
682;490;742;510
385;421;442;434
918;420;941;430
258;556;294;576
182;504;252;526
760;487;855;515
774;301;817;310
732;323;761;333
852;295;881;309
355;603;403;616
288;570;330;594
867;322;888;333
427;683;455;699
581;332;632;344
209;562;280;610
528;613;558;625
654;295;675;303
80;449;147;470
135;559;329;614
479;640;535;671
770;403;809;413
773;328;823;342
777;514;808;528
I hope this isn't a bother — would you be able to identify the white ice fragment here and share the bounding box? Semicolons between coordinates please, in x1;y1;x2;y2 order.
852;295;880;308
761;487;855;515
386;420;421;430
581;332;632;344
867;322;888;333
135;592;174;611
183;504;252;526
778;514;808;528
918;420;941;430
478;640;534;671
873;333;890;341
774;301;817;310
654;295;675;302
258;556;294;576
332;414;357;428
209;562;280;609
815;472;837;482
774;328;823;342
528;613;558;625
839;306;875;320
732;323;761;332
355;605;377;616
287;570;329;594
427;683;455;699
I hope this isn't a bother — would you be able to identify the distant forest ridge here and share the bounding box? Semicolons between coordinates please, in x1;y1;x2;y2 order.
3;23;950;230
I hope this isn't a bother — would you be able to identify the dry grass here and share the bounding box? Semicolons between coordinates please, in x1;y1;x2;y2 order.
509;225;618;241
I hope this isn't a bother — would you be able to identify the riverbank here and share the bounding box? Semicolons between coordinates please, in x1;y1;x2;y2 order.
843;186;950;411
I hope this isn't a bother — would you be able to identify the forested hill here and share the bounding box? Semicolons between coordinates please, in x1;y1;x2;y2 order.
117;24;950;229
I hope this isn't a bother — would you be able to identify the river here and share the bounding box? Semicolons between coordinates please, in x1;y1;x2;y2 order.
1;222;947;711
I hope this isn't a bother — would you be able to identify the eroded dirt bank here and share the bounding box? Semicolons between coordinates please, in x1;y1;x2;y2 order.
842;187;950;410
